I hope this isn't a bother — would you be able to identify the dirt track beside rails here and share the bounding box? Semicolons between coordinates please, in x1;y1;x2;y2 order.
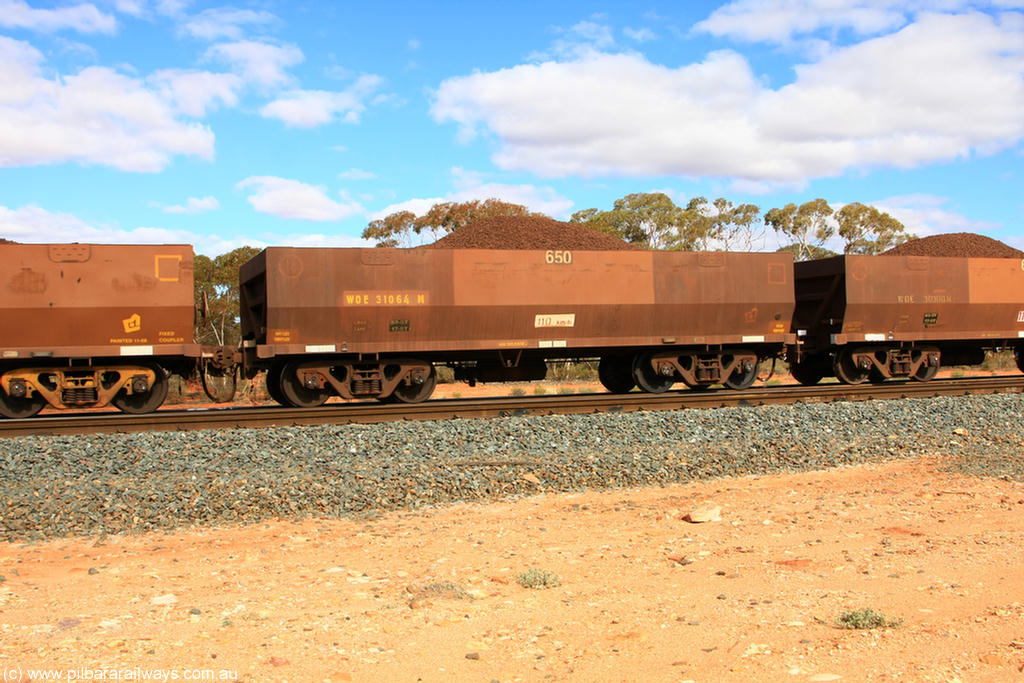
2;456;1023;683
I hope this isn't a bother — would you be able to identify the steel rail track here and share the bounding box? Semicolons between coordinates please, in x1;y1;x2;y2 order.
2;376;1022;439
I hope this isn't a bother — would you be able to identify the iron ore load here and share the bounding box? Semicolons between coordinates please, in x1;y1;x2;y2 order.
0;243;199;417
239;245;797;405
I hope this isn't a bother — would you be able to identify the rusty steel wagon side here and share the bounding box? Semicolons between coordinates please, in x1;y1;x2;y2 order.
239;247;796;406
0;243;199;417
789;254;1024;384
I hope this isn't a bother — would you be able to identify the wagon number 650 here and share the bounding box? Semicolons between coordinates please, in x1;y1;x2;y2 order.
545;250;573;265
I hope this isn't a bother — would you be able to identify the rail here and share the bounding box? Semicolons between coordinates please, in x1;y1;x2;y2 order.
1;376;1022;439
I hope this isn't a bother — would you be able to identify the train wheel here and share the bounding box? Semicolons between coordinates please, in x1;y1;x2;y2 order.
868;368;887;384
723;353;757;390
632;354;674;394
912;359;939;381
265;361;288;406
279;360;330;408
0;389;46;418
112;364;169;414
833;350;868;385
598;356;635;393
789;361;824;386
387;365;437;404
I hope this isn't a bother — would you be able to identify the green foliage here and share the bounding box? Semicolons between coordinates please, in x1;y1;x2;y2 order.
415;581;469;600
546;361;597;382
533;385;548;395
557;386;575;394
835;608;903;630
362;210;416;248
572;193;763;251
765;199;836;261
980;350;1015;372
517;568;561;589
572;192;687;249
776;243;837;260
509;386;527;396
710;197;763;251
836;203;913;254
362;198;542;247
194;246;261;347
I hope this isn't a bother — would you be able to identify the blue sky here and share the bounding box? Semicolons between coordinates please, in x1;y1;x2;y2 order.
0;0;1022;256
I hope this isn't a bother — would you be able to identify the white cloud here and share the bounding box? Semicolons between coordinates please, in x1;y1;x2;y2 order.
529;19;617;61
0;36;214;172
256;232;370;248
113;0;145;17
696;0;899;43
623;27;657;42
183;7;276;40
372;167;574;220
160;196;220;214
149;69;241;116
259;75;383;128
873;194;1001;237
0;204;196;244
338;168;377;180
155;0;191;17
0;203;369;257
0;0;117;34
432;12;1024;186
691;0;1009;44
237;176;364;221
205;40;303;88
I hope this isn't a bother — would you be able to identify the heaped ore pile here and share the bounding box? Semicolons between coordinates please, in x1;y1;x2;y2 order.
884;232;1024;258
424;216;640;250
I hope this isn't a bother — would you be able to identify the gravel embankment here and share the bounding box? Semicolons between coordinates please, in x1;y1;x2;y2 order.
2;393;1023;542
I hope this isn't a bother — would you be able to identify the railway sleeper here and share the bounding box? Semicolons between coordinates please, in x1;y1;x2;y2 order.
0;364;164;417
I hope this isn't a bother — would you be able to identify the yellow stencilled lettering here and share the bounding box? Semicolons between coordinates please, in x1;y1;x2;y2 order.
343;291;428;305
109;337;149;344
544;250;573;265
924;294;952;304
897;295;915;303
